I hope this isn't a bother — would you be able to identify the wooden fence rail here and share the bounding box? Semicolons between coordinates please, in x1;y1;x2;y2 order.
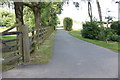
1;31;22;64
29;27;54;54
1;24;54;65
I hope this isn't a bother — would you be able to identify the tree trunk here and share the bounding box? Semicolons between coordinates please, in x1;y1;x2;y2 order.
88;1;93;22
14;2;26;62
14;2;24;25
96;0;103;27
32;7;41;50
33;7;41;29
23;2;41;29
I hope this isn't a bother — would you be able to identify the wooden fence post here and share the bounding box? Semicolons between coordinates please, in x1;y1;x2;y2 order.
18;33;24;61
31;27;35;53
20;24;30;63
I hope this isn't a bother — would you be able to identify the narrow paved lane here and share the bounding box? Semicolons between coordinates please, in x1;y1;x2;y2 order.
2;27;118;78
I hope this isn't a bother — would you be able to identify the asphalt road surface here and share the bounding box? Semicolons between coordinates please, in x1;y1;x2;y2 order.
2;27;118;78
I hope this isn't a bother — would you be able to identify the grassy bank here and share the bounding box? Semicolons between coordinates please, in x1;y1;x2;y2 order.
69;30;119;52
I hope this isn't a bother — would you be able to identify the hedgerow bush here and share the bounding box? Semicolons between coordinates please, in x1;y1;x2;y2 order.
97;27;106;41
110;34;119;41
63;17;73;31
110;21;120;35
97;27;119;41
81;21;119;42
81;21;100;39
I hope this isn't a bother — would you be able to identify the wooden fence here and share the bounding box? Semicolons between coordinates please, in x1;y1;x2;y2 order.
1;24;54;64
29;27;54;54
1;25;22;64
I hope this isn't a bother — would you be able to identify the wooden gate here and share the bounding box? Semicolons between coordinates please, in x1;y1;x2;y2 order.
1;25;23;65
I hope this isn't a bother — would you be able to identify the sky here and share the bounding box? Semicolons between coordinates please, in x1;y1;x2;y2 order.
0;0;119;29
58;0;119;27
1;0;118;22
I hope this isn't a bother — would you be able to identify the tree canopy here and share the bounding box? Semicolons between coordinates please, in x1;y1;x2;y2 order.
0;9;15;27
0;1;63;29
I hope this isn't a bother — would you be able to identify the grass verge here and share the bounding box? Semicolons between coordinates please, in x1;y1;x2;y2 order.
69;30;119;52
2;31;56;71
30;31;56;64
1;35;16;40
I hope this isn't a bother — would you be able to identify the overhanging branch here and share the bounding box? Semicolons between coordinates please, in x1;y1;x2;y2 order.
23;2;33;9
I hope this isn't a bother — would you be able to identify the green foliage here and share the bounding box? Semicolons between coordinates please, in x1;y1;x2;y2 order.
97;21;107;25
63;17;73;31
40;2;62;27
52;2;63;14
110;21;120;35
81;21;119;42
110;34;119;41
23;2;62;28
0;9;15;27
97;28;106;41
97;27;118;41
81;21;100;39
41;7;50;26
23;7;35;29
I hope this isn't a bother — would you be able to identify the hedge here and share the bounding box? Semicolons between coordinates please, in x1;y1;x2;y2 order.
63;17;73;31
